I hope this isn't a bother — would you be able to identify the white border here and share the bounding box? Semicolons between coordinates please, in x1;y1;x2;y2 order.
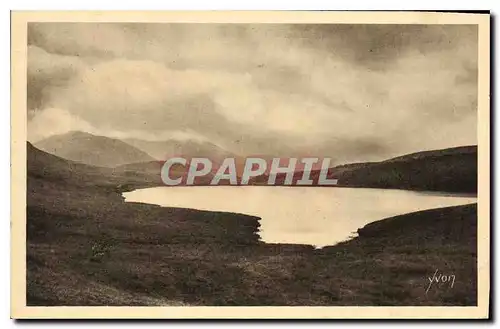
3;2;496;327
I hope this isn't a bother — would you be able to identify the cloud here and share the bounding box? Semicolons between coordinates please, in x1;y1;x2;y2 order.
27;23;478;163
27;45;85;110
28;107;215;145
28;107;95;142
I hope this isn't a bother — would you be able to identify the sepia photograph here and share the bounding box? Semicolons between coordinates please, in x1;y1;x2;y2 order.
10;11;490;319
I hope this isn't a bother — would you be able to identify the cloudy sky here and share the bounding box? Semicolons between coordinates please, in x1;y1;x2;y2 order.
27;23;478;163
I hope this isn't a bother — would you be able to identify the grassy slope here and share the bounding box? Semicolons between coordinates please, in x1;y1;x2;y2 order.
249;146;477;192
335;146;477;193
27;143;477;306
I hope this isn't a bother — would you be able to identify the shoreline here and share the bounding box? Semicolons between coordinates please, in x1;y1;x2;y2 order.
27;181;478;306
26;143;479;306
122;185;477;249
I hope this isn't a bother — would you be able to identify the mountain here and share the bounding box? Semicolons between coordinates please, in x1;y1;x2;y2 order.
117;138;239;185
33;134;477;193
250;146;477;193
27;142;161;192
382;146;477;163
334;145;477;193
115;161;165;175
122;138;234;162
28;141;110;185
35;131;155;168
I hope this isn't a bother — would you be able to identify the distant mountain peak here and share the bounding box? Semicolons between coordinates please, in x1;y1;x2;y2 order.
35;131;155;168
122;137;234;161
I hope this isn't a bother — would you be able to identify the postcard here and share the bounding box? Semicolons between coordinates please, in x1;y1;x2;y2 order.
11;11;490;319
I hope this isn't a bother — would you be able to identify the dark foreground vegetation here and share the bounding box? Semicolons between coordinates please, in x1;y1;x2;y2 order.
27;143;477;306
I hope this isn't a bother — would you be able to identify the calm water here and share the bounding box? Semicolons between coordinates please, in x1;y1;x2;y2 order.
123;186;476;248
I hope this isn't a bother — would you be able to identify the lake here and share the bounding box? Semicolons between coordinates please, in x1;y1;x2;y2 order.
123;186;477;248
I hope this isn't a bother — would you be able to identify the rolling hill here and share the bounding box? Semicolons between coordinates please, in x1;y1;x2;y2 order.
335;145;477;193
251;145;477;193
27;141;162;193
112;145;478;191
35;131;155;168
